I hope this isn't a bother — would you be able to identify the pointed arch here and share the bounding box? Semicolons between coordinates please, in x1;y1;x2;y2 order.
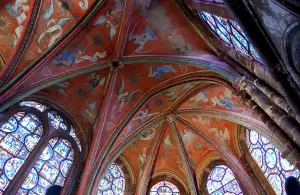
0;99;84;194
97;156;136;195
199;160;248;195
199;11;261;62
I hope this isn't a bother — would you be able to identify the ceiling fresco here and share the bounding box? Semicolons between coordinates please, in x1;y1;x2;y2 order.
123;0;216;57
0;0;272;194
0;0;33;69
41;68;109;128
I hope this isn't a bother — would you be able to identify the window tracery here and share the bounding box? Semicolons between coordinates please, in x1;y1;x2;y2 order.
0;112;42;194
18;138;74;194
97;163;125;195
206;165;243;195
0;100;82;194
199;11;261;62
247;129;300;195
150;181;180;195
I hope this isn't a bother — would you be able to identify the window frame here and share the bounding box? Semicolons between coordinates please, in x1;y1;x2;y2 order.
0;101;82;195
245;128;300;195
200;160;248;195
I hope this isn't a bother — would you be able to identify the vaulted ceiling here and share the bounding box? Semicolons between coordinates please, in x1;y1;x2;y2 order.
0;0;269;194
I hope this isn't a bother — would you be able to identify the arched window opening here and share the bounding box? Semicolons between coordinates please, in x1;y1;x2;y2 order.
199;11;261;62
247;129;300;195
0;100;83;194
150;181;180;195
20;101;82;151
18;138;74;194
206;165;243;195
0;112;43;193
97;163;125;195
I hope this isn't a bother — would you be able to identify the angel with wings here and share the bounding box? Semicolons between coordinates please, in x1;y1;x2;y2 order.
92;9;120;40
37;18;71;53
116;77;140;108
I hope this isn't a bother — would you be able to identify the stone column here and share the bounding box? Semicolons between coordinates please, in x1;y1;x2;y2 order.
234;89;300;168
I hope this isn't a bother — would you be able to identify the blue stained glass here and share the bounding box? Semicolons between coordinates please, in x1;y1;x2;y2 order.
98;163;125;195
70;128;82;152
247;129;300;195
150;181;180;195
0;112;42;193
18;138;74;194
48;113;67;130
19;101;47;112
206;165;243;195
199;11;262;62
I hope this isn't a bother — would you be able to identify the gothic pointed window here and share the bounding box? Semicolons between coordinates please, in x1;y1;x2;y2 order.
150;181;180;195
206;165;243;195
98;163;125;195
199;11;261;62
247;129;300;195
0;100;82;194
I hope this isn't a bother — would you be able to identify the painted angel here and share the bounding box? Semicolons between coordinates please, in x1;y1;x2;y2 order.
129;26;157;53
6;0;30;46
93;9;120;40
147;65;176;79
138;146;147;179
52;81;71;96
163;135;173;148
116;78;140;108
164;88;177;102
208;127;230;146
37;18;71;53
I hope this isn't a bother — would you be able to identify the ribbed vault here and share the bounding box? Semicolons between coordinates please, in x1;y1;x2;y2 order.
1;0;299;194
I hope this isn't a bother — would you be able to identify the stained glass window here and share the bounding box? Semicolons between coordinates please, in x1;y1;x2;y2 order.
150;181;180;195
19;101;47;112
19;101;82;151
97;163;125;195
247;129;300;195
199;11;261;61
203;0;224;3
18;137;74;195
206;165;243;195
0;112;43;194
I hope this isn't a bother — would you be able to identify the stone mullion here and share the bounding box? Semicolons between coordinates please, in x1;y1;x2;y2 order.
78;67;118;195
237;79;300;149
184;0;234;20
4;136;48;195
136;122;167;195
167;115;198;195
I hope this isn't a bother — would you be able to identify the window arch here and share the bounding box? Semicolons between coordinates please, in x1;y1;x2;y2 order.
97;163;125;195
0;100;82;194
199;11;261;62
247;128;300;195
206;165;243;195
150;181;180;195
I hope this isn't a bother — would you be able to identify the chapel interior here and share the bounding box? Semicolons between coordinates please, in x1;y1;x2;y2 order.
0;0;300;194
